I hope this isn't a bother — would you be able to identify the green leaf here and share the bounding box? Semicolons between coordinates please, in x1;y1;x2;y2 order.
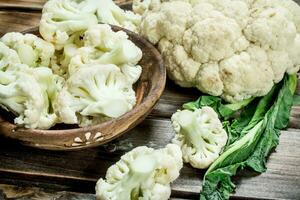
246;74;297;173
200;163;246;200
224;102;257;148
219;98;254;118
183;96;253;118
224;85;278;149
183;96;221;111
200;74;297;200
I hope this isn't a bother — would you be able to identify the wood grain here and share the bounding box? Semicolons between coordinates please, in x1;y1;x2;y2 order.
0;0;131;10
0;0;300;199
0;184;191;200
0;11;41;36
0;184;96;200
0;0;46;10
0;118;299;199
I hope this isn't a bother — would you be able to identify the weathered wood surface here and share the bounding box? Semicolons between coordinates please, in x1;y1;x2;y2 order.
0;0;128;10
0;0;45;10
1;118;300;199
0;1;300;200
0;184;189;200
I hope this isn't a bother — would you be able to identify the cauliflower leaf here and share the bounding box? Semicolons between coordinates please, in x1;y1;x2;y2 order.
200;74;297;200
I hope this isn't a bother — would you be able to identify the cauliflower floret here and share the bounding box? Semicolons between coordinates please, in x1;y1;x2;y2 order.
183;16;249;63
0;64;63;129
196;63;223;96
133;0;152;15
96;0;141;33
244;6;297;50
50;31;86;77
95;144;183;200
287;34;300;73
157;1;192;44
68;24;142;84
267;50;294;83
1;32;55;68
219;46;274;102
139;0;300;103
55;64;136;126
172;106;228;169
39;0;98;50
0;42;20;71
190;0;250;28
51;24;143;84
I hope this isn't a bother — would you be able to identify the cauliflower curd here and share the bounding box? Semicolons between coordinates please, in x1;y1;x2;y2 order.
55;64;136;126
138;0;300;102
96;144;183;200
172;106;228;169
40;0;140;49
0;24;143;129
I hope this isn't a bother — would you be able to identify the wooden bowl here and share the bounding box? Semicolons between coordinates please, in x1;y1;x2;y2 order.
0;26;166;150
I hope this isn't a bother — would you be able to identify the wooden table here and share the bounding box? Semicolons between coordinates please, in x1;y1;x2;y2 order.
0;1;300;199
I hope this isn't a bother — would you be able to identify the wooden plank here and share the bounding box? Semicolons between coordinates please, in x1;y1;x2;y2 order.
0;184;96;200
0;0;46;10
0;11;41;36
0;118;299;200
0;184;191;200
0;0;132;10
0;2;299;200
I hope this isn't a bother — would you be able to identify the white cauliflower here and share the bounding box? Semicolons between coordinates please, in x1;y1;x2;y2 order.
39;0;98;50
55;64;136;126
50;31;86;77
171;106;228;169
1;32;55;68
0;64;64;129
95;144;183;200
67;24;143;84
138;0;300;102
96;0;141;33
40;0;141;50
0;42;20;71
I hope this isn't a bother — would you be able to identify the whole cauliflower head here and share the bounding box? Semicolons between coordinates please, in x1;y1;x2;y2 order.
68;24;143;84
95;144;183;200
0;65;64;129
171;106;228;169
1;32;55;68
55;64;137;126
39;0;98;50
139;0;300;102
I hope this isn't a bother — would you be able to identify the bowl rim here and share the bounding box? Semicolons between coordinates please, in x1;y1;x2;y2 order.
0;25;166;148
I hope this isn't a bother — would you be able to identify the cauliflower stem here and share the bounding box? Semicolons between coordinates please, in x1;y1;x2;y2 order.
96;144;183;200
172;108;228;169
